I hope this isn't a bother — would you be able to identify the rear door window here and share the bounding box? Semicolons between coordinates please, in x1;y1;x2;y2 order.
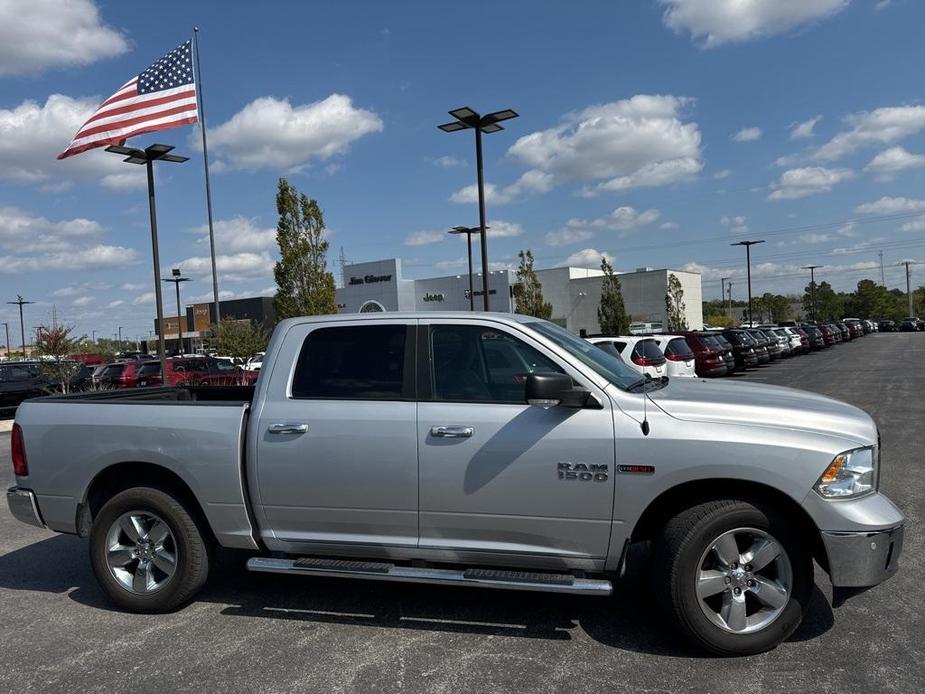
292;324;410;400
665;338;694;359
633;339;665;363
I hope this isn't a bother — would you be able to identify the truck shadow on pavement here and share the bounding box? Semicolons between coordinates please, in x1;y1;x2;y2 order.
0;537;834;657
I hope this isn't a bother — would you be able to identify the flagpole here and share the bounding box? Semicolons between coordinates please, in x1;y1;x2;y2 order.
192;27;221;325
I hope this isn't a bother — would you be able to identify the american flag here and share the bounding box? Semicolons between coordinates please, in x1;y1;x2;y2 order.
58;41;198;160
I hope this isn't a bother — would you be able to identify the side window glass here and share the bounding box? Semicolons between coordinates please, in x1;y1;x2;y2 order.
292;324;407;400
431;325;562;403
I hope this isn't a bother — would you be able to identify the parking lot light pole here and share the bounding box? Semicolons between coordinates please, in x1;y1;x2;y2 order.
106;144;188;376
2;322;10;359
449;226;487;311
6;295;34;359
439;107;519;311
163;269;191;355
802;265;822;322
730;240;764;326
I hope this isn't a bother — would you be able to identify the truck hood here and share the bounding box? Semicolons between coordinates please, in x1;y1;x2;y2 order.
648;378;877;446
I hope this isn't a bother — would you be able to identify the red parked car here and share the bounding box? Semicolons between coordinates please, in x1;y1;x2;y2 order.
94;361;144;388
136;357;256;387
816;324;836;346
678;331;729;377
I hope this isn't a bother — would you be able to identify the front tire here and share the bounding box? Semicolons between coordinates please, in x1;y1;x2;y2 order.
89;486;211;612
653;499;812;656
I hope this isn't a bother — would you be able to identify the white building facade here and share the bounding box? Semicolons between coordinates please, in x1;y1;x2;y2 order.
335;259;702;333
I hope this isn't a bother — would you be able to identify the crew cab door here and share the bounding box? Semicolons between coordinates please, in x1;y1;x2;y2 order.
416;319;615;561
252;319;418;550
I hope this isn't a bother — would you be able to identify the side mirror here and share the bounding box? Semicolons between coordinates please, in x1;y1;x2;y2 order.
525;372;592;409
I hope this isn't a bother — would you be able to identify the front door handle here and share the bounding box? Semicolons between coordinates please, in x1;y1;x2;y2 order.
268;423;308;435
430;425;474;438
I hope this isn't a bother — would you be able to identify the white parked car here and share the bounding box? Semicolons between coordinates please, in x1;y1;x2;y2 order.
245;352;265;372
588;336;667;379
649;334;697;378
777;327;803;354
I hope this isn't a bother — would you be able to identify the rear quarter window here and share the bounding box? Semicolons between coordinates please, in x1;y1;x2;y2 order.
665;338;694;359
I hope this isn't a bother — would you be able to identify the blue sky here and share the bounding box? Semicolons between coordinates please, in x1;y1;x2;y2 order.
1;0;925;341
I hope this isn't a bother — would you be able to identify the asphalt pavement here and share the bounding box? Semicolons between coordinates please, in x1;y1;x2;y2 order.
0;333;922;693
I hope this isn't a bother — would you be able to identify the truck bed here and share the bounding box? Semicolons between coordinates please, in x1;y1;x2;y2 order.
15;385;258;550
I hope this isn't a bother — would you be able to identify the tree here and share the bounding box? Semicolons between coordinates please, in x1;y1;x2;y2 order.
211;319;269;362
664;273;688;332
802;281;842;321
844;279;900;320
754;292;792;323
273;178;338;319
34;324;84;394
598;256;629;335
512;249;552;319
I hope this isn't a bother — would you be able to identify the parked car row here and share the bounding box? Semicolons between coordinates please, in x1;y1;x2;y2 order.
588;318;876;379
91;355;257;389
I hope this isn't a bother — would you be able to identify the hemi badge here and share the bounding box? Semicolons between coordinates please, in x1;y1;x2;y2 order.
618;464;655;474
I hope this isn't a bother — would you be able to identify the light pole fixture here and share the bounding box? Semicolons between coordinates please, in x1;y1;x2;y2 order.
6;295;34;359
449;225;487;311
730;240;765;327
802;265;822;322
439;106;519;311
106;143;188;376
2;322;10;359
162;268;191;355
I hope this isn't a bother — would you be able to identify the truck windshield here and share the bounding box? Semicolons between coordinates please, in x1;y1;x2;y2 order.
526;320;643;391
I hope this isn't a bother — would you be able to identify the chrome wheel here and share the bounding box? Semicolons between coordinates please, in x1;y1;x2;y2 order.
695;527;792;634
105;511;177;594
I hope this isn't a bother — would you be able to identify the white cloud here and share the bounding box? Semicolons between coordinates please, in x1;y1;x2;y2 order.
72;296;95;307
854;196;925;215
660;221;679;229
659;0;847;47
107;300;125;308
768;166;853;200
874;0;891;10
0;94;145;190
720;215;749;233
193;216;276;253
900;216;925;232
0;0;128;76
790;115;822;139
713;169;732;179
0;206;104;253
488;220;524;238
864;146;925;181
120;282;146;292
404;230;446;246
814;105;925;161
170;251;275;283
565;248;614;269
432;155;465;168
544;228;593;247
204;94;383;171
0;244;137;273
506;95;702;198
132;292;154;306
732;127;762;142
450;171;554;205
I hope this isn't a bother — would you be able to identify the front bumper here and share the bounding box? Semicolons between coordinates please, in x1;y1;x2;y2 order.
822;525;904;588
6;487;45;528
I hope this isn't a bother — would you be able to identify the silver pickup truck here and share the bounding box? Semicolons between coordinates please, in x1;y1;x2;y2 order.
6;313;904;655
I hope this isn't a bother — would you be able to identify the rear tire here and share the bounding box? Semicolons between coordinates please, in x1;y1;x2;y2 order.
89;486;211;613
653;499;812;656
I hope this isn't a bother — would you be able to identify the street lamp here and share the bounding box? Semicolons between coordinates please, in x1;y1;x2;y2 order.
6;295;34;359
802;265;822;322
106;143;188;376
439;106;519;311
448;225;487;311
162;268;191;355
1;322;9;359
730;240;765;327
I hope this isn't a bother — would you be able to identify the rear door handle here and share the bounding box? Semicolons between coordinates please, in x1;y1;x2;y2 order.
430;425;474;438
268;423;308;435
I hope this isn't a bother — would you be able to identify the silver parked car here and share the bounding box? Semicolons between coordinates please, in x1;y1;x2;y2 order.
8;313;904;656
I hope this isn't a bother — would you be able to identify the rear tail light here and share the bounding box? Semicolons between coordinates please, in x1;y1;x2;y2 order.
11;423;28;476
665;353;693;362
632;355;666;367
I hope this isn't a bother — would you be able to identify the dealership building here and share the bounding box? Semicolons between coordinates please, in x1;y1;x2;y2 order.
153;296;276;353
336;258;703;333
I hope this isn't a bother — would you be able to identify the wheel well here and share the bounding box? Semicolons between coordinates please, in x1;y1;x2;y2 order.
629;479;828;571
80;462;215;544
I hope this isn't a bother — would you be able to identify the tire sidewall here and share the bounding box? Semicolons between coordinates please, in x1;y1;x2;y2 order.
89;486;206;613
672;504;812;656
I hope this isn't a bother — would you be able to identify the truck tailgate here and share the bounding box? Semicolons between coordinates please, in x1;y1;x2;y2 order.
14;400;257;550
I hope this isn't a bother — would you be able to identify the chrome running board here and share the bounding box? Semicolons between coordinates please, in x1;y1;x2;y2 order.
246;557;612;596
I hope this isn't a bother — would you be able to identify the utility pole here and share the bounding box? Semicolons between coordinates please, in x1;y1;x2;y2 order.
1;322;10;359
731;240;765;326
720;277;728;314
338;247;348;289
903;261;913;317
879;251;885;286
6;295;34;359
803;265;822;322
726;282;733;314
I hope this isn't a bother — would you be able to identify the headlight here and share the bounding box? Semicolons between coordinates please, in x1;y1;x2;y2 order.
814;446;877;499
